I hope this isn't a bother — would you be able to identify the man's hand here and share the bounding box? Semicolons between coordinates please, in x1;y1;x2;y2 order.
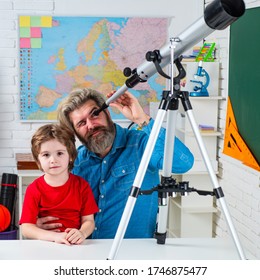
107;91;150;126
36;216;62;232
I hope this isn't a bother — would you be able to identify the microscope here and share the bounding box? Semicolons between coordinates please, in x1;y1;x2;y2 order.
190;61;210;97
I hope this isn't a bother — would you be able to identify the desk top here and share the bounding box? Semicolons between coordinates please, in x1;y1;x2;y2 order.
0;238;253;260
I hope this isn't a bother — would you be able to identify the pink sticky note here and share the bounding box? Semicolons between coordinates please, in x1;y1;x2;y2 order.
20;38;31;48
30;27;41;38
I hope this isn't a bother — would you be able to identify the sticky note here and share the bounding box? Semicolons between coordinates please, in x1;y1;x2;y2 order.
30;27;41;38
20;27;30;38
41;16;52;27
20;38;31;48
30;16;41;27
19;16;31;27
30;38;42;48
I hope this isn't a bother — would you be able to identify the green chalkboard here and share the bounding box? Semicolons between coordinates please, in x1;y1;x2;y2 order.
229;7;260;165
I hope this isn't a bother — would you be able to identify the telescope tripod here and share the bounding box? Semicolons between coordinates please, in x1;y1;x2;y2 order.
107;39;246;260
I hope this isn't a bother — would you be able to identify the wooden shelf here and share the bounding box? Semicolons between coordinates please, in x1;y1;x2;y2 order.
171;199;216;212
189;96;225;101
177;127;222;137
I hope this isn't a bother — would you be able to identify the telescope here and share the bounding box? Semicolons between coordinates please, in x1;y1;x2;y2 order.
106;0;247;260
94;0;245;115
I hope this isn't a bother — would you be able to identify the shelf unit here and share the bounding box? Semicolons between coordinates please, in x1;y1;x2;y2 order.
167;61;221;238
17;169;43;239
177;95;222;173
168;174;218;238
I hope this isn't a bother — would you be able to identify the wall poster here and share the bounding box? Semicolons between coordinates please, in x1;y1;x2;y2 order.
19;16;168;121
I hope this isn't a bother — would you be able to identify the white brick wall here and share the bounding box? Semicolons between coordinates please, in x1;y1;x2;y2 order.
0;0;259;259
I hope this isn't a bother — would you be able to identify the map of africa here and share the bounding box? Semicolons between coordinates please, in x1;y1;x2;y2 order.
19;16;168;121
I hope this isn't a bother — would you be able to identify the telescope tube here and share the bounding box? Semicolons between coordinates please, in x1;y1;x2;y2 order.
104;0;245;105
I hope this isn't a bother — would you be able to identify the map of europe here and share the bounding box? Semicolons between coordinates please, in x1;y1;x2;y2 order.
19;16;168;121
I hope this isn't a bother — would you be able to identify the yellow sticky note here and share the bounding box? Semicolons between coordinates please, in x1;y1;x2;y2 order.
19;16;31;27
41;16;52;27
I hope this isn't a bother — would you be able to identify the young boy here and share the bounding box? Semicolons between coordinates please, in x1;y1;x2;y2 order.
19;124;98;245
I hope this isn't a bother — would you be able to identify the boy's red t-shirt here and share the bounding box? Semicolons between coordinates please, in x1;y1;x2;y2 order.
19;173;98;231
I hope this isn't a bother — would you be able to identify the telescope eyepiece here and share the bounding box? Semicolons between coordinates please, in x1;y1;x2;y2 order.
123;67;132;77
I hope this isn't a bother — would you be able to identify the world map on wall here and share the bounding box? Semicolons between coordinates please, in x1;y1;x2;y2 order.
19;16;168;121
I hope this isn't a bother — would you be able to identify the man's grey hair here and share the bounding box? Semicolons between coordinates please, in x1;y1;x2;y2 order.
57;88;106;132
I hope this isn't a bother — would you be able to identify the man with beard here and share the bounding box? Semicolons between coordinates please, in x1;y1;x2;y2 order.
37;88;194;239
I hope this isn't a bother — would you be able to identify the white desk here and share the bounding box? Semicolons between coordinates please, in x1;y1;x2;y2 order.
0;238;253;260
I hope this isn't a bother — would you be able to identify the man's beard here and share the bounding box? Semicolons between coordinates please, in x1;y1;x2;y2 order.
77;122;115;155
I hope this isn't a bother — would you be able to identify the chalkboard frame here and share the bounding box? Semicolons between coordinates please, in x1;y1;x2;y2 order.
229;6;260;165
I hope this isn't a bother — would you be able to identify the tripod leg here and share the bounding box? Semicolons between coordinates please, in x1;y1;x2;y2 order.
181;92;246;260
108;108;167;260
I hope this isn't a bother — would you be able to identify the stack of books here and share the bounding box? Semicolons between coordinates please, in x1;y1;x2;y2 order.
16;153;38;170
199;124;215;132
182;46;203;62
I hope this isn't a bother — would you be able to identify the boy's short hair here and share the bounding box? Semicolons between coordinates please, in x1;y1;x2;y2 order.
31;124;77;171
